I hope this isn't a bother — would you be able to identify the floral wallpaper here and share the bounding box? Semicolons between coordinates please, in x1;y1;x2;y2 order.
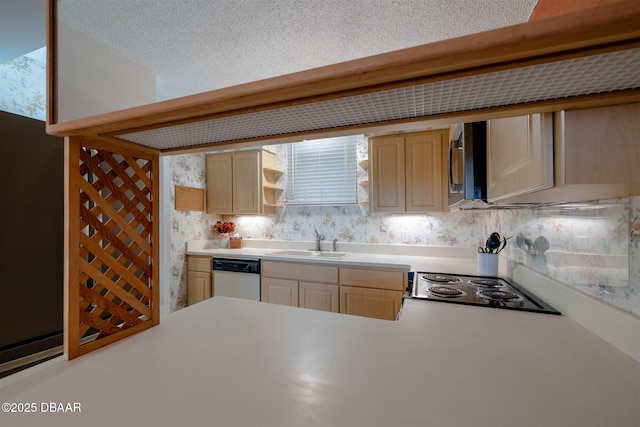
0;55;47;121
168;139;487;310
168;139;640;316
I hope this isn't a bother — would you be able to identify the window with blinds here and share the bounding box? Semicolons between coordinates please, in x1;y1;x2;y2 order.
286;136;359;205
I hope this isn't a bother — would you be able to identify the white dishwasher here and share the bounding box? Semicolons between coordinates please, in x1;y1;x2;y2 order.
212;258;261;301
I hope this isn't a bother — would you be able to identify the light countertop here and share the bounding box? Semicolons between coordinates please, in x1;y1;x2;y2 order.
186;239;480;274
1;297;638;427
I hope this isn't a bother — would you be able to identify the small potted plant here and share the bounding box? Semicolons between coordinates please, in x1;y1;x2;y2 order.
213;221;235;248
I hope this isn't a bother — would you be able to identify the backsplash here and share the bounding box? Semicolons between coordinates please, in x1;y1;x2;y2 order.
487;199;639;315
168;143;640;317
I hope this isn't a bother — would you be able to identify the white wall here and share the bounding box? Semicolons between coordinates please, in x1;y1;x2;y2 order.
56;23;156;123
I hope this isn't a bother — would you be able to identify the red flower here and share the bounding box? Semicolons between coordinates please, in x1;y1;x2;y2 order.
214;221;235;234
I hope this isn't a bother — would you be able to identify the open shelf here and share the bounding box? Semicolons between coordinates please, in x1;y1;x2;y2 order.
264;167;284;174
263;184;284;190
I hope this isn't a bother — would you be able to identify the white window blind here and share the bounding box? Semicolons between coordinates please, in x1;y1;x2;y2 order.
287;136;358;205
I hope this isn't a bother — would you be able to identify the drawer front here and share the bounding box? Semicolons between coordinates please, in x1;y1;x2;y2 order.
339;266;407;291
262;261;338;284
188;256;212;272
339;286;402;320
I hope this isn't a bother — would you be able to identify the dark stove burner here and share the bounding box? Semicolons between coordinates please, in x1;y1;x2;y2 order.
478;289;523;302
428;286;465;298
469;278;503;288
423;273;460;284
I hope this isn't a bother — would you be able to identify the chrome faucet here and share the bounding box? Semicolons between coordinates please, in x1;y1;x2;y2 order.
333;238;338;252
314;229;324;251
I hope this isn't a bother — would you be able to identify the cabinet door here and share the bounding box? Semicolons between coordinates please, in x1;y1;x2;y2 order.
563;103;640;185
299;282;339;313
369;136;405;213
486;113;553;202
339;286;402;321
233;151;261;214
187;271;211;306
405;131;446;212
206;153;233;214
261;277;298;307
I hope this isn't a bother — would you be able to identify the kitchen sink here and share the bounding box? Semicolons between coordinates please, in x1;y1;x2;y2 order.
316;252;348;259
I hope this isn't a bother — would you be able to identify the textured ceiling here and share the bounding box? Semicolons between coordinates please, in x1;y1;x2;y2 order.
58;0;538;100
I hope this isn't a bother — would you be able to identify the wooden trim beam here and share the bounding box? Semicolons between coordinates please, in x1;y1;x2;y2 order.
151;152;160;326
63;136;80;360
46;0;57;126
529;0;626;21
47;0;640;143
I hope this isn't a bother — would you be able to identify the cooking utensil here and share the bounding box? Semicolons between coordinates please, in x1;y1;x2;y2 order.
478;246;488;253
486;232;502;253
496;236;511;254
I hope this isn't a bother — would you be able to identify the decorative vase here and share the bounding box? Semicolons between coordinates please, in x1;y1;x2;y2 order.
218;233;230;248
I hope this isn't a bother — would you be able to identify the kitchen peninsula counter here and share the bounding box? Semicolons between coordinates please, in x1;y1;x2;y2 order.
1;297;638;427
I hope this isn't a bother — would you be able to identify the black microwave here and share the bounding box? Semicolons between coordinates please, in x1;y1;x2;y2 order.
447;121;489;209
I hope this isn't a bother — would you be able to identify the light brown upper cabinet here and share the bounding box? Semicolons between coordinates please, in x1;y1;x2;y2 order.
495;103;640;204
557;103;640;199
369;130;448;213
486;113;554;202
206;149;282;215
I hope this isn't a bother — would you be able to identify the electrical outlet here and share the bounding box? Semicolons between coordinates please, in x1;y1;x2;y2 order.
284;229;295;240
401;230;410;242
576;235;588;251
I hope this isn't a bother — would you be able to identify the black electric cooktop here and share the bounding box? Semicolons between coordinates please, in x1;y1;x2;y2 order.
408;272;560;315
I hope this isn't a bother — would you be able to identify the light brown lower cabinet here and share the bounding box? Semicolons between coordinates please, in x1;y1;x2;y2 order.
261;277;299;307
187;256;212;306
299;282;339;313
261;261;338;309
339;286;403;321
261;260;407;320
339;265;407;320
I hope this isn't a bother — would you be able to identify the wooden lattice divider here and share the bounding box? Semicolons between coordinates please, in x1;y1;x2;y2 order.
64;136;160;360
